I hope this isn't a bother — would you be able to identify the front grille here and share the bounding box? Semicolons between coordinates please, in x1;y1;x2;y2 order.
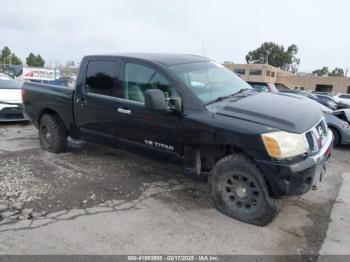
304;118;328;153
316;119;327;136
305;131;315;151
0;106;24;119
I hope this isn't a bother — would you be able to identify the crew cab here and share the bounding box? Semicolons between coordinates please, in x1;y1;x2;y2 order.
22;53;333;225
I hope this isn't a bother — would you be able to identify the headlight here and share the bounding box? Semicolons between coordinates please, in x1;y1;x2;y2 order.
261;131;309;159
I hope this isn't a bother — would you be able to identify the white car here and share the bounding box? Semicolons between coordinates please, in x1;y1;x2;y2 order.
0;73;28;122
334;93;350;106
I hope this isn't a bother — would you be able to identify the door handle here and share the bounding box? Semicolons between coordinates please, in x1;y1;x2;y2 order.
117;108;131;115
76;97;87;106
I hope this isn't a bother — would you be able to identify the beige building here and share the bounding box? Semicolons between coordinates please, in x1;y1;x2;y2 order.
224;63;350;94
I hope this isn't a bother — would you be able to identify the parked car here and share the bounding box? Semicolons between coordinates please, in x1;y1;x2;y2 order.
279;89;337;110
315;94;350;110
23;53;333;226
0;73;28;122
247;82;278;93
333;93;350;106
330;109;350;146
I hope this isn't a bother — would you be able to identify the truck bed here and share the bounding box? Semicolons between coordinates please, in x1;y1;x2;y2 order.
22;81;75;131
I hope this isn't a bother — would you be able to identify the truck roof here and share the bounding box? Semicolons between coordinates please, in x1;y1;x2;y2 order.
87;53;210;67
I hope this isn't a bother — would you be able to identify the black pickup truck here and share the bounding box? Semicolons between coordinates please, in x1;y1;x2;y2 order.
23;53;333;225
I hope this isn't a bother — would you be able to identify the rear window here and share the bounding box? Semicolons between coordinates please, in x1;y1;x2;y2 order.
85;60;118;96
279;90;295;93
339;94;350;99
317;95;336;102
0;75;21;89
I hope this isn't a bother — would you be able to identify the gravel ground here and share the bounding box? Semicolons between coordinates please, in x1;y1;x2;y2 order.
0;123;349;255
0;123;207;222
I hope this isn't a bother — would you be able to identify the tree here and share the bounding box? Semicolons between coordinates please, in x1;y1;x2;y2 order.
0;46;22;65
26;53;36;66
10;54;22;65
26;53;45;67
1;46;11;59
329;68;344;77
312;67;344;77
245;42;300;73
36;55;45;67
312;67;329;76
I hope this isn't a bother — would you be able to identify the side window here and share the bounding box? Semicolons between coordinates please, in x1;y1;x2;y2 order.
85;60;117;96
123;63;177;103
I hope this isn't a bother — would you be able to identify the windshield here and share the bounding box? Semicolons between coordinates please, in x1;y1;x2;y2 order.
250;83;278;93
0;75;21;89
249;83;269;92
300;91;318;99
169;61;252;103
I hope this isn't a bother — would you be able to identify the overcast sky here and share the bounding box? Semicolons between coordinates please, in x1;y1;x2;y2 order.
0;0;349;72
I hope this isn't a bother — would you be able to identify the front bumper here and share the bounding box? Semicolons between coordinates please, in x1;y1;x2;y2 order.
0;103;29;122
255;130;333;197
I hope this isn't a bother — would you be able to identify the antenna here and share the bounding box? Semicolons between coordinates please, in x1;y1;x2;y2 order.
201;43;205;57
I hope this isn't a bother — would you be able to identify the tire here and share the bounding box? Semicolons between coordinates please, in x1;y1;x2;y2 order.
330;127;340;147
209;154;278;226
39;114;67;153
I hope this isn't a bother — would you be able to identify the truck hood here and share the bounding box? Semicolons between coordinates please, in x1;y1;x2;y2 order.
0;89;22;103
206;91;322;133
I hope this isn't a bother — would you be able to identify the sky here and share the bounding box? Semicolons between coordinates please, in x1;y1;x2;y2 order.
0;0;349;72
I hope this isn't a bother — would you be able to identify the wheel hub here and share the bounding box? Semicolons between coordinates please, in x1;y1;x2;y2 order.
40;125;51;148
235;185;248;198
46;131;51;141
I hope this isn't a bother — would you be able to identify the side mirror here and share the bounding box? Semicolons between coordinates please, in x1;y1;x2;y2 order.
144;89;167;111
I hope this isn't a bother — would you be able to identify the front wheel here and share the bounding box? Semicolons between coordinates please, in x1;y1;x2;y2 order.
209;154;278;226
39;114;67;153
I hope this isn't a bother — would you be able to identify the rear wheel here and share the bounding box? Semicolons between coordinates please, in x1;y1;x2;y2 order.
39;114;67;153
330;127;340;147
209;154;278;226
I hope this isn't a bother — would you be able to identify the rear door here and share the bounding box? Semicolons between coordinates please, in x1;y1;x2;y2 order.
74;58;121;143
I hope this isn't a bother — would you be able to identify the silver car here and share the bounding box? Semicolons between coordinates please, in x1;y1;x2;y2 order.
329;109;350;146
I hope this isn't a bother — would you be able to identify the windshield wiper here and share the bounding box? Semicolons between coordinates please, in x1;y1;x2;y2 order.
206;88;251;105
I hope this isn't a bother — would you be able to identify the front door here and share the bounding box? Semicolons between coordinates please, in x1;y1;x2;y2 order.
74;59;121;144
115;61;183;156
